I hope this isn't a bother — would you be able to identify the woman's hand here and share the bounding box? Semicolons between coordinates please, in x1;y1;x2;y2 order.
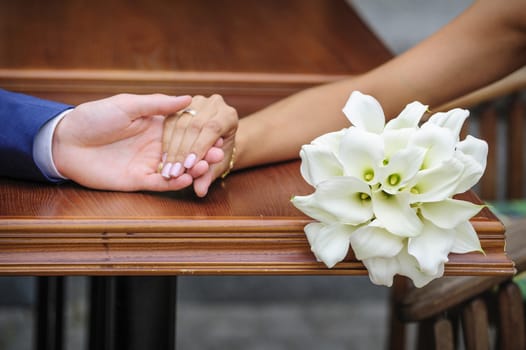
161;94;238;197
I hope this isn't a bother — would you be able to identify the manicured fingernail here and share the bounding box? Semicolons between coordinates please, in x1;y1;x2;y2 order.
161;163;173;178
169;162;182;177
161;152;167;163
184;153;196;168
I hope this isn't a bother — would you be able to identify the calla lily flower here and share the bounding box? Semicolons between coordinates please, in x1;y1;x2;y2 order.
426;108;470;140
292;177;373;225
299;130;346;187
371;190;423;237
409;124;456;170
304;222;356;268
362;247;444;288
361;256;401;287
362;246;445;288
342;91;385;133
339;127;384;185
293;91;487;287
407;219;456;275
453;135;488;194
349;224;404;260
451;221;484;254
407;157;465;203
311;129;346;150
377;146;426;194
382;128;417;160
420;198;483;229
396;247;445;288
385;101;428;130
299;145;343;187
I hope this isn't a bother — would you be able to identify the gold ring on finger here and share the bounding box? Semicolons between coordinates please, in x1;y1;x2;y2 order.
179;108;197;117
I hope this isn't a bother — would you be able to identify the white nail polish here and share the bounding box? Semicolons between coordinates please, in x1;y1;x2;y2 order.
184;153;196;168
161;163;173;178
170;162;182;177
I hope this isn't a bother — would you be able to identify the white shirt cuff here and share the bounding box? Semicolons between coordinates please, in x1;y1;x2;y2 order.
33;109;72;181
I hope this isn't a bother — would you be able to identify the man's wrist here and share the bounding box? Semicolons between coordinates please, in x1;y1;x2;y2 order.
33;109;72;181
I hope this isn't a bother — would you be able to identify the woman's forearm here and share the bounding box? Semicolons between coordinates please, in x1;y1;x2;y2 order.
234;80;358;169
234;0;526;170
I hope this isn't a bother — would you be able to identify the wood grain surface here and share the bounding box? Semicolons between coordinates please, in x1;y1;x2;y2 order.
0;0;393;114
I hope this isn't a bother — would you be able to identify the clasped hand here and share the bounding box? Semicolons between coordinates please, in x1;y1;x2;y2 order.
52;93;238;197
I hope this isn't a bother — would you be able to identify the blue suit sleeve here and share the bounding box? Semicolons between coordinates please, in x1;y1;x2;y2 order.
0;89;72;182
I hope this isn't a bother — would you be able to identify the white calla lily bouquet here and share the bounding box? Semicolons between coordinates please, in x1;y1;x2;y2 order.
292;91;488;287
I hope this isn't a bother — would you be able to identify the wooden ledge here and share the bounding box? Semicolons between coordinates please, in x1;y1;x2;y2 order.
0;162;515;277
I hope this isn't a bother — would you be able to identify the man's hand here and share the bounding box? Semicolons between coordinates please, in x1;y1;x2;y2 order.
52;93;220;192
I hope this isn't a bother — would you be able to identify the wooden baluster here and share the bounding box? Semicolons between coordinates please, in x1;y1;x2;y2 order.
434;317;455;350
35;277;64;350
89;276;177;350
388;276;411;350
478;103;499;200
416;316;455;350
497;281;525;350
461;298;490;350
89;277;117;350
506;93;525;199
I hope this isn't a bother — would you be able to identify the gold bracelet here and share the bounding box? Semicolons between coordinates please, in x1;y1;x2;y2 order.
221;146;236;179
